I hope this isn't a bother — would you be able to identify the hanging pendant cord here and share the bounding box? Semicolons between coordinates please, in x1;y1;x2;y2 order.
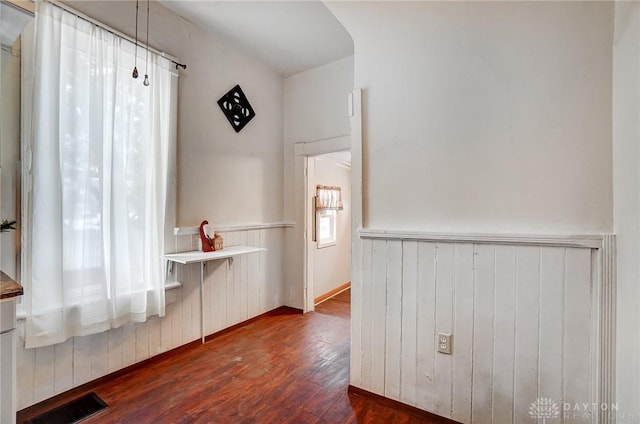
132;0;139;78
146;0;150;68
144;0;150;85
134;0;139;58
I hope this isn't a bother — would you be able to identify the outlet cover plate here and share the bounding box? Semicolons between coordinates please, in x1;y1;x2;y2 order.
437;333;452;355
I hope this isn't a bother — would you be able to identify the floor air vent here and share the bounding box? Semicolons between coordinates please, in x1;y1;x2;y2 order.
26;392;108;424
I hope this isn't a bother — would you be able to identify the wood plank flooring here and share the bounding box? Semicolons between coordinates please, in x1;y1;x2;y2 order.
314;288;350;319
19;289;452;423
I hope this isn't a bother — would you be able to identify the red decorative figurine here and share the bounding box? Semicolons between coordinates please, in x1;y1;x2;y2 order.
199;220;215;252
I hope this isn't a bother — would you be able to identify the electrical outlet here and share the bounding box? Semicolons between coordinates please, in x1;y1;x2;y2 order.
437;333;452;355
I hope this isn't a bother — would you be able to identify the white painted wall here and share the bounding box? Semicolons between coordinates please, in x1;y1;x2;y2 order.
328;1;613;234
312;157;351;299
613;2;640;421
1;40;21;280
283;56;354;308
175;26;284;227
283;56;353;148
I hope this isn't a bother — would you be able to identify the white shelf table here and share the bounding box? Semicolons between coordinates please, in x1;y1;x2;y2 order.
163;246;266;343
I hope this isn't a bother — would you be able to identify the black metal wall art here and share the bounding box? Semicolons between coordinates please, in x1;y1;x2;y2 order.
217;84;256;133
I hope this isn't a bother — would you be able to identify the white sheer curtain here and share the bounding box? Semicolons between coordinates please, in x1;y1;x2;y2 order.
22;2;177;349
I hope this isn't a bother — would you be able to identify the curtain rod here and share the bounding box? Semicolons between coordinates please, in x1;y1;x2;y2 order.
10;0;187;70
49;0;187;69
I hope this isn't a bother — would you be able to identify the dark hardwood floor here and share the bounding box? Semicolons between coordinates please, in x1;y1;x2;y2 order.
314;287;351;319
19;289;452;423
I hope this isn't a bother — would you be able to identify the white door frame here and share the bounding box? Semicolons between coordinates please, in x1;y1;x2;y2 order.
295;135;351;313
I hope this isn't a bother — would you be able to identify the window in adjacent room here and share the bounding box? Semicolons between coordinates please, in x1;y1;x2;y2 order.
315;185;342;249
317;209;337;248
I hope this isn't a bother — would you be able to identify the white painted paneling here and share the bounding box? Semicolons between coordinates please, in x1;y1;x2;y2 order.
265;228;285;312
538;248;564;412
564;248;594;422
206;257;227;335
53;339;72;394
353;237;602;423
384;240;402;400
32;346;54;402
415;241;437;412
247;230;260;318
434;242;454;417
168;281;184;351
359;238;373;390
400;240;418;405
182;263;200;343
370;239;387;395
492;246;517;424
452;244;474;423
470;244;494;424
16;227;285;410
512;246;540;422
148;316;161;358
107;327;123;374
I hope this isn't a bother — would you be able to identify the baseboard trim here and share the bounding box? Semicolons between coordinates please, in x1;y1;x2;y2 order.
17;305;302;423
314;282;351;305
347;385;461;423
204;306;302;343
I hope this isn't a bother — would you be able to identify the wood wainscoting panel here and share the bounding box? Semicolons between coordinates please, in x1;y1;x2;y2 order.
353;233;604;423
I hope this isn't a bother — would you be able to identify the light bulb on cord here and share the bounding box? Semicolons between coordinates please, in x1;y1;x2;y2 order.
143;75;149;86
132;0;139;79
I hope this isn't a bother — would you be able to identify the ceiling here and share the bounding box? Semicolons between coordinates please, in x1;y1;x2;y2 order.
161;1;353;77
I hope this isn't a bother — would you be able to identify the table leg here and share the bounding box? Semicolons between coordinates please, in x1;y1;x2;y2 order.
200;261;205;343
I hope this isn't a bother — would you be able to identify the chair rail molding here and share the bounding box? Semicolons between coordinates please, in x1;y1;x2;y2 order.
174;222;294;236
359;228;604;249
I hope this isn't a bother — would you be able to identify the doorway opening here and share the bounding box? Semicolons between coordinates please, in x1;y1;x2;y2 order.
304;151;351;313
